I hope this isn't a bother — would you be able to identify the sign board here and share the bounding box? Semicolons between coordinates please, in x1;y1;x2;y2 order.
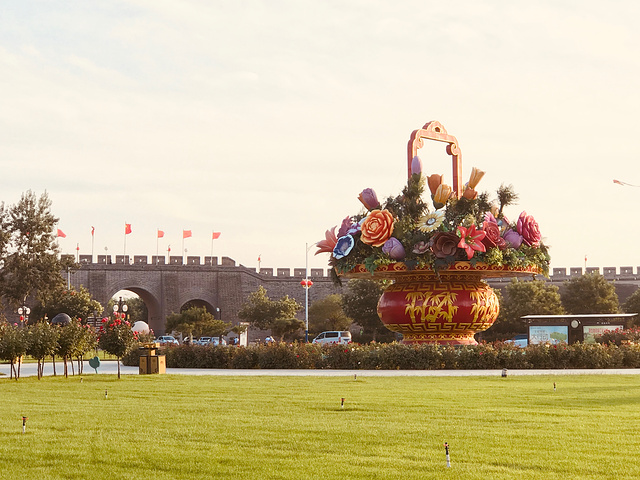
583;325;623;344
529;325;568;345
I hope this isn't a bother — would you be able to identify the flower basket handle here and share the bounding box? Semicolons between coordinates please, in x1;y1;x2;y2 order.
407;121;463;198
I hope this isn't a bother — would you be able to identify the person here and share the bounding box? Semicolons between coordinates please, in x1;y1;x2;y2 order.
265;336;274;344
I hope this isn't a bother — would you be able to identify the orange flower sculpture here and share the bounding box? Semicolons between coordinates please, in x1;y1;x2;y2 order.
360;209;395;247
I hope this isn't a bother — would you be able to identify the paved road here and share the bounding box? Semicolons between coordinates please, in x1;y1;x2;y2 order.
2;360;640;378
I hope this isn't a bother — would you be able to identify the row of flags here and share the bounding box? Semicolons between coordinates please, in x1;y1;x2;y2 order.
56;226;222;240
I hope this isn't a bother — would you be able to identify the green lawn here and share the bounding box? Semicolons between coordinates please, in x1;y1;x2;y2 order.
1;374;639;479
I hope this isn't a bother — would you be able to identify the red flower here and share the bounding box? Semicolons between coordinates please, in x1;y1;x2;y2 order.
457;225;486;259
481;220;500;249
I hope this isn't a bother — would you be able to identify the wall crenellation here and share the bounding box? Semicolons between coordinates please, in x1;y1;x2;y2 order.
69;254;640;280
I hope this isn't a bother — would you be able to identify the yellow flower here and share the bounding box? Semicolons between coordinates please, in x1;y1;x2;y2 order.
433;184;452;209
468;167;485;189
417;211;444;233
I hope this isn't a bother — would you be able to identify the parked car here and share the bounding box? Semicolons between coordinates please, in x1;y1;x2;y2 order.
505;334;528;348
155;335;179;346
195;337;227;346
312;331;352;345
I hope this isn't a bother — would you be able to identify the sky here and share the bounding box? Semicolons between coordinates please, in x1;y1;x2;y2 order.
2;1;640;274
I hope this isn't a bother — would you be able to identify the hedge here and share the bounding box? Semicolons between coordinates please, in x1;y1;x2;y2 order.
121;342;640;370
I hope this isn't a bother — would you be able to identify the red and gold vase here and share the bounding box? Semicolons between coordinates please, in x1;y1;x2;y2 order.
342;262;541;345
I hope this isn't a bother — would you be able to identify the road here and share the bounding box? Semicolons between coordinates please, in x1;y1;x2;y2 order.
2;360;640;378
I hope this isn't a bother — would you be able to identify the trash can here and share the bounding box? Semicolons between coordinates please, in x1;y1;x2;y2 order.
139;343;166;374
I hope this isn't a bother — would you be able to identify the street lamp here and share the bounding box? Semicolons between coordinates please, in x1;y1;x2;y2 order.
215;307;221;320
301;242;315;342
112;297;128;319
17;304;30;328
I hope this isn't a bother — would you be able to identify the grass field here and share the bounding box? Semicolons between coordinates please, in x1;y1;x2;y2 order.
1;374;639;479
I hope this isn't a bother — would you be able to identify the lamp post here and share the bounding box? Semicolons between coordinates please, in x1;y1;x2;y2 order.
215;307;221;320
17;304;30;328
112;296;128;319
301;243;315;342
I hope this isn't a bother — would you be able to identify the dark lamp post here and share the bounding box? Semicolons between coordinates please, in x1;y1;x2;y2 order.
112;297;128;318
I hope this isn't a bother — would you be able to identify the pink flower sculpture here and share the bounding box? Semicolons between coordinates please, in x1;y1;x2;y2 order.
517;211;541;247
315;227;338;255
457;225;486;259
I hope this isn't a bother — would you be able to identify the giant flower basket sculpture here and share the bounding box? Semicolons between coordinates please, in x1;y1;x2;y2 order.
317;121;549;345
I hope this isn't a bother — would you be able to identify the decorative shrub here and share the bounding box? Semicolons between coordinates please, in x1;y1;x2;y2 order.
122;341;640;370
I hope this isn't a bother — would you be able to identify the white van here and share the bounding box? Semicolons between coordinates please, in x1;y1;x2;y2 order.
312;331;352;345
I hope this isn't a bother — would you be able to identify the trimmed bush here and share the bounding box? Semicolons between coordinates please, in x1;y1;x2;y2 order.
121;341;640;370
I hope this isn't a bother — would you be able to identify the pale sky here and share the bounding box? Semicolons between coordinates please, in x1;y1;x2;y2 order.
2;1;639;274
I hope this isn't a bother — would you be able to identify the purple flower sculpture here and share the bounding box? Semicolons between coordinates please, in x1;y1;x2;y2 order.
411;155;422;176
503;229;523;249
333;235;355;259
382;237;406;260
358;188;380;211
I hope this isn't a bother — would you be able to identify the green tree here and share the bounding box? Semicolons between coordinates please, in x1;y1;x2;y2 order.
165;306;230;339
35;286;103;324
621;289;640;327
0;322;27;379
484;279;564;341
98;314;138;379
56;319;97;377
309;294;353;334
561;273;619;314
237;286;302;341
26;321;59;379
0;191;74;309
341;279;388;341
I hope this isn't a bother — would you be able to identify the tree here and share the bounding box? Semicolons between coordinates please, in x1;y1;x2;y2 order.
165;306;230;339
26;321;59;379
98;314;138;379
0;322;27;379
0;191;74;309
561;273;619;314
309;294;353;334
237;286;302;341
622;289;640;327
341;279;388;341
56;319;97;377
484;279;565;341
35;285;103;323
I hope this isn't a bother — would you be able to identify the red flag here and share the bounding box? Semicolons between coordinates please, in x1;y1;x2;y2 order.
613;179;623;185
157;229;165;238
183;230;192;239
125;223;132;235
57;229;66;238
212;232;221;240
91;226;95;236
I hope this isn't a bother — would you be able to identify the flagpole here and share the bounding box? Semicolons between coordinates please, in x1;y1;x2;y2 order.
123;223;127;258
156;230;159;263
91;227;95;262
211;232;214;262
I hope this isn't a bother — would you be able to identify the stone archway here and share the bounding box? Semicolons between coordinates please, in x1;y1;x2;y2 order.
107;287;163;335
